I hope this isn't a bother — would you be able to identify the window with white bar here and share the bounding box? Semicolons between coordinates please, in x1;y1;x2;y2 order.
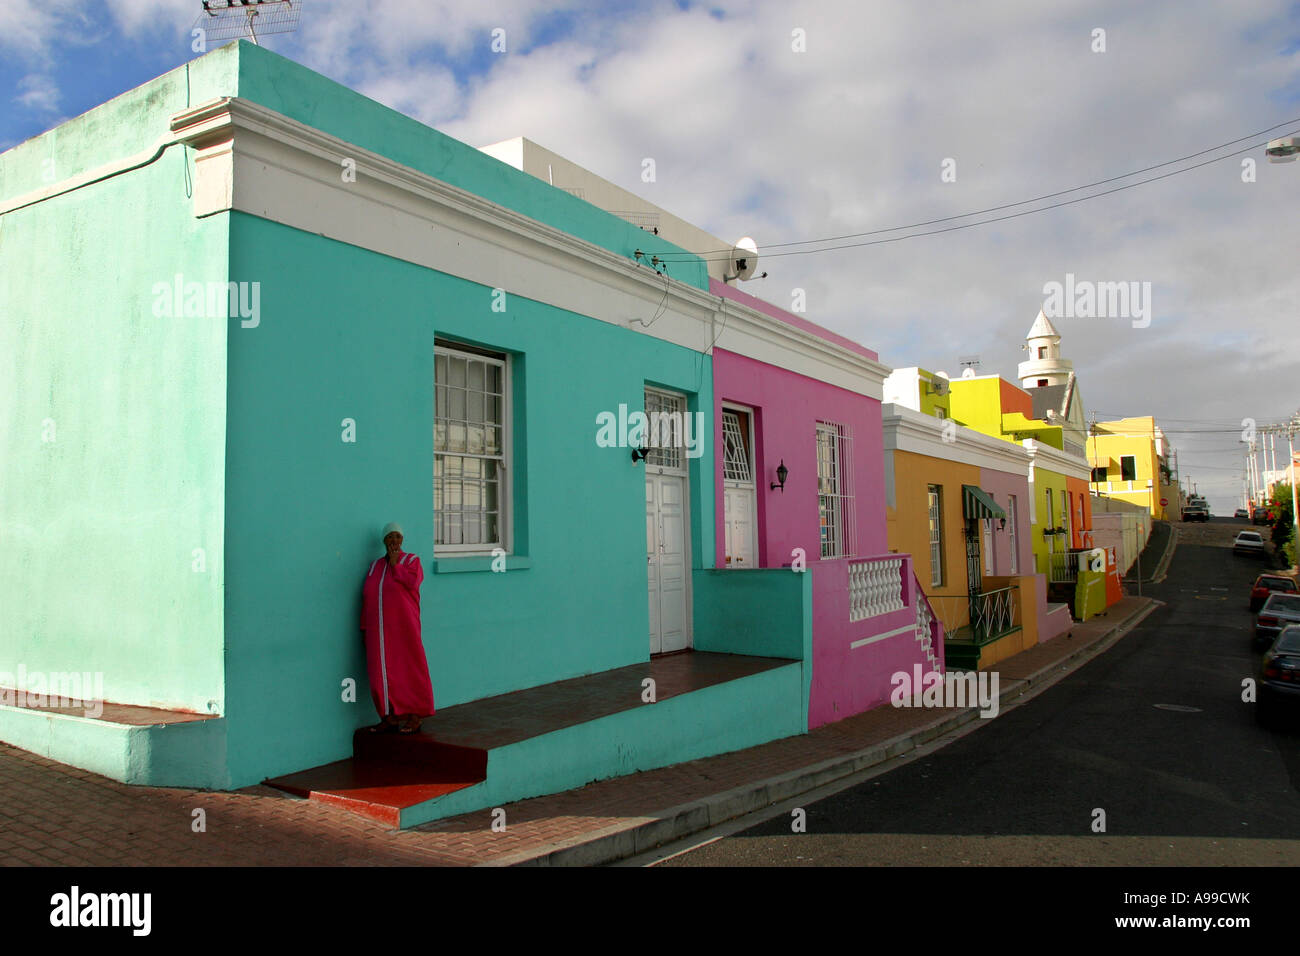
817;421;854;558
928;485;944;587
434;342;509;554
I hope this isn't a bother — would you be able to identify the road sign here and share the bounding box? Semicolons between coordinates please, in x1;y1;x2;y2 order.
1160;497;1168;506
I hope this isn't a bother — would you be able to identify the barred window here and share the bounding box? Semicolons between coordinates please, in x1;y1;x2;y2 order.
435;343;507;552
722;411;752;482
817;421;854;558
644;388;686;470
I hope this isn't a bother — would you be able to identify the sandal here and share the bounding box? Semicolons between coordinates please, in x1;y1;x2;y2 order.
367;718;400;734
397;717;422;734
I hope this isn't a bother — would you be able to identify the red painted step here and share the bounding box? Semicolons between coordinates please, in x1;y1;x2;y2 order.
263;731;488;827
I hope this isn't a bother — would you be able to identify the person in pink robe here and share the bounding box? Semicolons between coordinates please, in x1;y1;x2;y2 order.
360;522;435;733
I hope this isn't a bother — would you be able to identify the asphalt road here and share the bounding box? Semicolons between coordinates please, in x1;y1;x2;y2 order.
661;518;1299;866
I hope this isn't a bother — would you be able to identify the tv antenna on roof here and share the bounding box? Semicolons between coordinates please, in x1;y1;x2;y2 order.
195;1;302;46
958;354;981;372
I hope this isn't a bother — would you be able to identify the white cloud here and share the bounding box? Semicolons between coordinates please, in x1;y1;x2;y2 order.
0;0;85;61
8;0;1298;511
14;74;61;114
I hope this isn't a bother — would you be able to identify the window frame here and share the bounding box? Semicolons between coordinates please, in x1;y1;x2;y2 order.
816;420;854;559
1120;455;1137;482
982;517;995;575
433;341;512;556
928;484;944;587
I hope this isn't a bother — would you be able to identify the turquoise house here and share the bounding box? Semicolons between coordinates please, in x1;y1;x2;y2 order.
1;43;829;824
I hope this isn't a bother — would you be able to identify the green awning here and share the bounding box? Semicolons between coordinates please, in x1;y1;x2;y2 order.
962;484;1006;521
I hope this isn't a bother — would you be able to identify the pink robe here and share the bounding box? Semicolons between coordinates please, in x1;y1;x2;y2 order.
360;552;435;718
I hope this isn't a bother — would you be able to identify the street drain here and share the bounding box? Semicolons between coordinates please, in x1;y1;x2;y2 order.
1153;704;1202;713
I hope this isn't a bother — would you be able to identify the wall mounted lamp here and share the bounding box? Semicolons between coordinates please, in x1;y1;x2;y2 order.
999;517;1007;531
630;446;650;464
770;459;789;492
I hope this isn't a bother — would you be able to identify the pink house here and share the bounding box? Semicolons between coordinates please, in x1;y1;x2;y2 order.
709;280;943;728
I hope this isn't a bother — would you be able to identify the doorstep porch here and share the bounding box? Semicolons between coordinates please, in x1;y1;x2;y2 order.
264;650;804;828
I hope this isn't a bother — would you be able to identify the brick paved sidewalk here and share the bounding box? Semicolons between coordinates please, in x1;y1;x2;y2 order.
0;597;1156;867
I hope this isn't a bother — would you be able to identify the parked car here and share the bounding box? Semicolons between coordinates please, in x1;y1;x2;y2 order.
1250;573;1299;612
1234;530;1267;556
1255;593;1300;649
1235;508;1249;519
1253;509;1272;526
1256;625;1300;727
1182;504;1209;522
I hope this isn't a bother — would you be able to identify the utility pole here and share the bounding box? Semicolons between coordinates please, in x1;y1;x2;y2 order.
1245;447;1252;507
1288;414;1299;572
1249;441;1258;506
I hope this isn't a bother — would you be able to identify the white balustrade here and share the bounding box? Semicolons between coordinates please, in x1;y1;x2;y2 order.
848;556;905;621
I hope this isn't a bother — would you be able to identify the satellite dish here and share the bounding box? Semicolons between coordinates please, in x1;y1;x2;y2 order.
727;237;759;282
961;367;976;379
1266;135;1300;163
929;375;950;396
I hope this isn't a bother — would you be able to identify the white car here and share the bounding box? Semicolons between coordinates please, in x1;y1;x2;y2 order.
1234;530;1267;556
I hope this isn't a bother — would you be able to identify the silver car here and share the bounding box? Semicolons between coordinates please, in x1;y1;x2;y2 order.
1255;593;1300;649
1234;530;1267;556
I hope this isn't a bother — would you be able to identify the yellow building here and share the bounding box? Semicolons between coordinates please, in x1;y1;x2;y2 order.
1087;416;1181;520
882;403;1061;669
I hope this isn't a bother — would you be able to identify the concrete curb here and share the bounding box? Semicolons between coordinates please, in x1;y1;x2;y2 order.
487;597;1161;868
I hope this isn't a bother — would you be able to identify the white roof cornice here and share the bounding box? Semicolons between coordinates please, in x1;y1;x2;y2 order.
882;404;1031;476
169;97;886;398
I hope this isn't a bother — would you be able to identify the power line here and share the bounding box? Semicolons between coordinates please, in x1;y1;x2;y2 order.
656;116;1300;262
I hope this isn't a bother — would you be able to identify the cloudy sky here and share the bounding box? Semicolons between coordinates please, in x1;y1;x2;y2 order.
5;0;1299;512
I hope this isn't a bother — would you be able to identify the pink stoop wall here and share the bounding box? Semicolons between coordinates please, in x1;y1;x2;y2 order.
807;561;938;728
709;293;938;729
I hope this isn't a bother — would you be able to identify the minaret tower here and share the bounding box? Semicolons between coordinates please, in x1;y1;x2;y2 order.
1017;310;1074;389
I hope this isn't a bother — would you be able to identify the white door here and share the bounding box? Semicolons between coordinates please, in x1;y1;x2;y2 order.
648;472;689;654
724;487;755;568
722;408;756;568
644;387;691;655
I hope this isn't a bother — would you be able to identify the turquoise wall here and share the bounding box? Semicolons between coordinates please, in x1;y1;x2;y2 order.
0;51;237;724
693;569;812;728
223;214;715;786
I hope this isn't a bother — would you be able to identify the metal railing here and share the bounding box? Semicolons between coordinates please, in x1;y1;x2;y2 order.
969;584;1018;640
931;584;1020;641
1048;551;1080;584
